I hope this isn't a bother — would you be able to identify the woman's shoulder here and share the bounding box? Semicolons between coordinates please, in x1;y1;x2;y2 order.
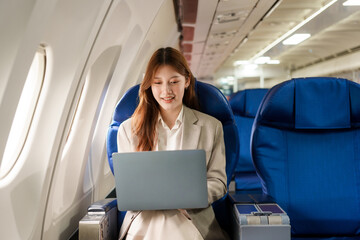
119;117;132;131
185;106;222;127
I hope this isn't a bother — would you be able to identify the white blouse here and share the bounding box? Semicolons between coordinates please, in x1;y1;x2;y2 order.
156;106;184;151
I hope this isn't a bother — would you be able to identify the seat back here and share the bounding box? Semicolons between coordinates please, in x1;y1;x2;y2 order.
229;88;267;191
251;77;360;237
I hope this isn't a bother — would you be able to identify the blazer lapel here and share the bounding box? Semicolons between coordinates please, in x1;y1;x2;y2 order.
181;106;201;150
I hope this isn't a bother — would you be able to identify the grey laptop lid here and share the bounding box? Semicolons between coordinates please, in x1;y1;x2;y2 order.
112;149;208;211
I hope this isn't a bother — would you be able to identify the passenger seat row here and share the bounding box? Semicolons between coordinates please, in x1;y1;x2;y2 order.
80;77;360;240
229;88;268;192
231;77;360;239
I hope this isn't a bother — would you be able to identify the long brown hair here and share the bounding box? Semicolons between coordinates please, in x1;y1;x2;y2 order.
131;47;199;151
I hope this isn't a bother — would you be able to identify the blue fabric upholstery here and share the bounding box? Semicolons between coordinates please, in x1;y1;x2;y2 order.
107;81;239;232
251;77;360;238
107;85;139;174
229;88;267;191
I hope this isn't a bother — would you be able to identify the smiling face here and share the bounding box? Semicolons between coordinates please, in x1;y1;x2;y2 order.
151;65;190;117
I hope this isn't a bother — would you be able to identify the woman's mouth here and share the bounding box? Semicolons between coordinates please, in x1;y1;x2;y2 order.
161;96;175;103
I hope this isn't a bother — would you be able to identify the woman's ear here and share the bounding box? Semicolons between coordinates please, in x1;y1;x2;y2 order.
185;78;190;88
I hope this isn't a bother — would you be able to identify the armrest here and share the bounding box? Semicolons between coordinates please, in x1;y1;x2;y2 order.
229;190;275;204
228;192;290;240
79;198;118;240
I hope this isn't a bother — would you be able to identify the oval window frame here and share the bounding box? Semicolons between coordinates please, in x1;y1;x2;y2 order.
0;46;46;179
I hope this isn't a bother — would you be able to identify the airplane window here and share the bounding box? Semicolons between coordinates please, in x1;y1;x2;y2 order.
0;47;46;179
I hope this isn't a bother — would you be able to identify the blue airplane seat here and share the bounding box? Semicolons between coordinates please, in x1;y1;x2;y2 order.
229;88;268;191
251;77;360;239
107;80;239;233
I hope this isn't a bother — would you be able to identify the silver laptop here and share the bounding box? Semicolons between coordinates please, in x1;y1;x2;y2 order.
112;149;208;211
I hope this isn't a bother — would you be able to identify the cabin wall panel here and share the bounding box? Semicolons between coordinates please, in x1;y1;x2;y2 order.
43;0;178;238
0;0;58;239
40;0;115;238
0;0;112;239
0;0;58;170
42;46;120;239
0;0;180;239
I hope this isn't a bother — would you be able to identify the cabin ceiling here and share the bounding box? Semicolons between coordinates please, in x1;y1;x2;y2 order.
176;0;360;85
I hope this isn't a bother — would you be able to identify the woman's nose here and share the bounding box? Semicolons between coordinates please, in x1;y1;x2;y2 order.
163;83;172;93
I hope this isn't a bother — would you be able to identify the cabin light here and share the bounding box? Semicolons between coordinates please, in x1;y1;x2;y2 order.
219;76;235;85
343;0;360;6
219;77;231;85
226;76;235;84
244;64;258;71
268;59;280;64
234;60;249;66
254;56;271;64
235;57;280;66
219;78;226;84
283;33;311;45
239;64;259;76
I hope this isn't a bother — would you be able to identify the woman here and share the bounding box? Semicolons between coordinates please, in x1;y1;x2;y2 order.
117;47;228;240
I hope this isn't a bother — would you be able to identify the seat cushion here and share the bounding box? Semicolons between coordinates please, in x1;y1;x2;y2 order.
253;125;360;235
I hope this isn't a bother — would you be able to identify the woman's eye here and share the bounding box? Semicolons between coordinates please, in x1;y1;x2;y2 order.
170;81;179;84
153;81;161;85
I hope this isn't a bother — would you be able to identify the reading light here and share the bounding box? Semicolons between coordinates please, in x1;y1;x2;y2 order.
343;0;360;6
282;33;311;45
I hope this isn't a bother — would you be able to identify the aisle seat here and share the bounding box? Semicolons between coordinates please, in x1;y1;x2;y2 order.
229;88;268;191
251;77;360;239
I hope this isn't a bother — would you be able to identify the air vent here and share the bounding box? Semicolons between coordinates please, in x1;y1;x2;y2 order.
205;52;216;56
211;30;238;39
215;10;248;24
207;41;229;49
350;45;360;52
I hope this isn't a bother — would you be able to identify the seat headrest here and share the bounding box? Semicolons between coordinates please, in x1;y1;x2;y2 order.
229;88;268;118
195;81;234;124
257;77;360;129
111;85;140;127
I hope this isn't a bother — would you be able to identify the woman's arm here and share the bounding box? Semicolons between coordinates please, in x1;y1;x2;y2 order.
117;119;133;152
206;120;227;204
